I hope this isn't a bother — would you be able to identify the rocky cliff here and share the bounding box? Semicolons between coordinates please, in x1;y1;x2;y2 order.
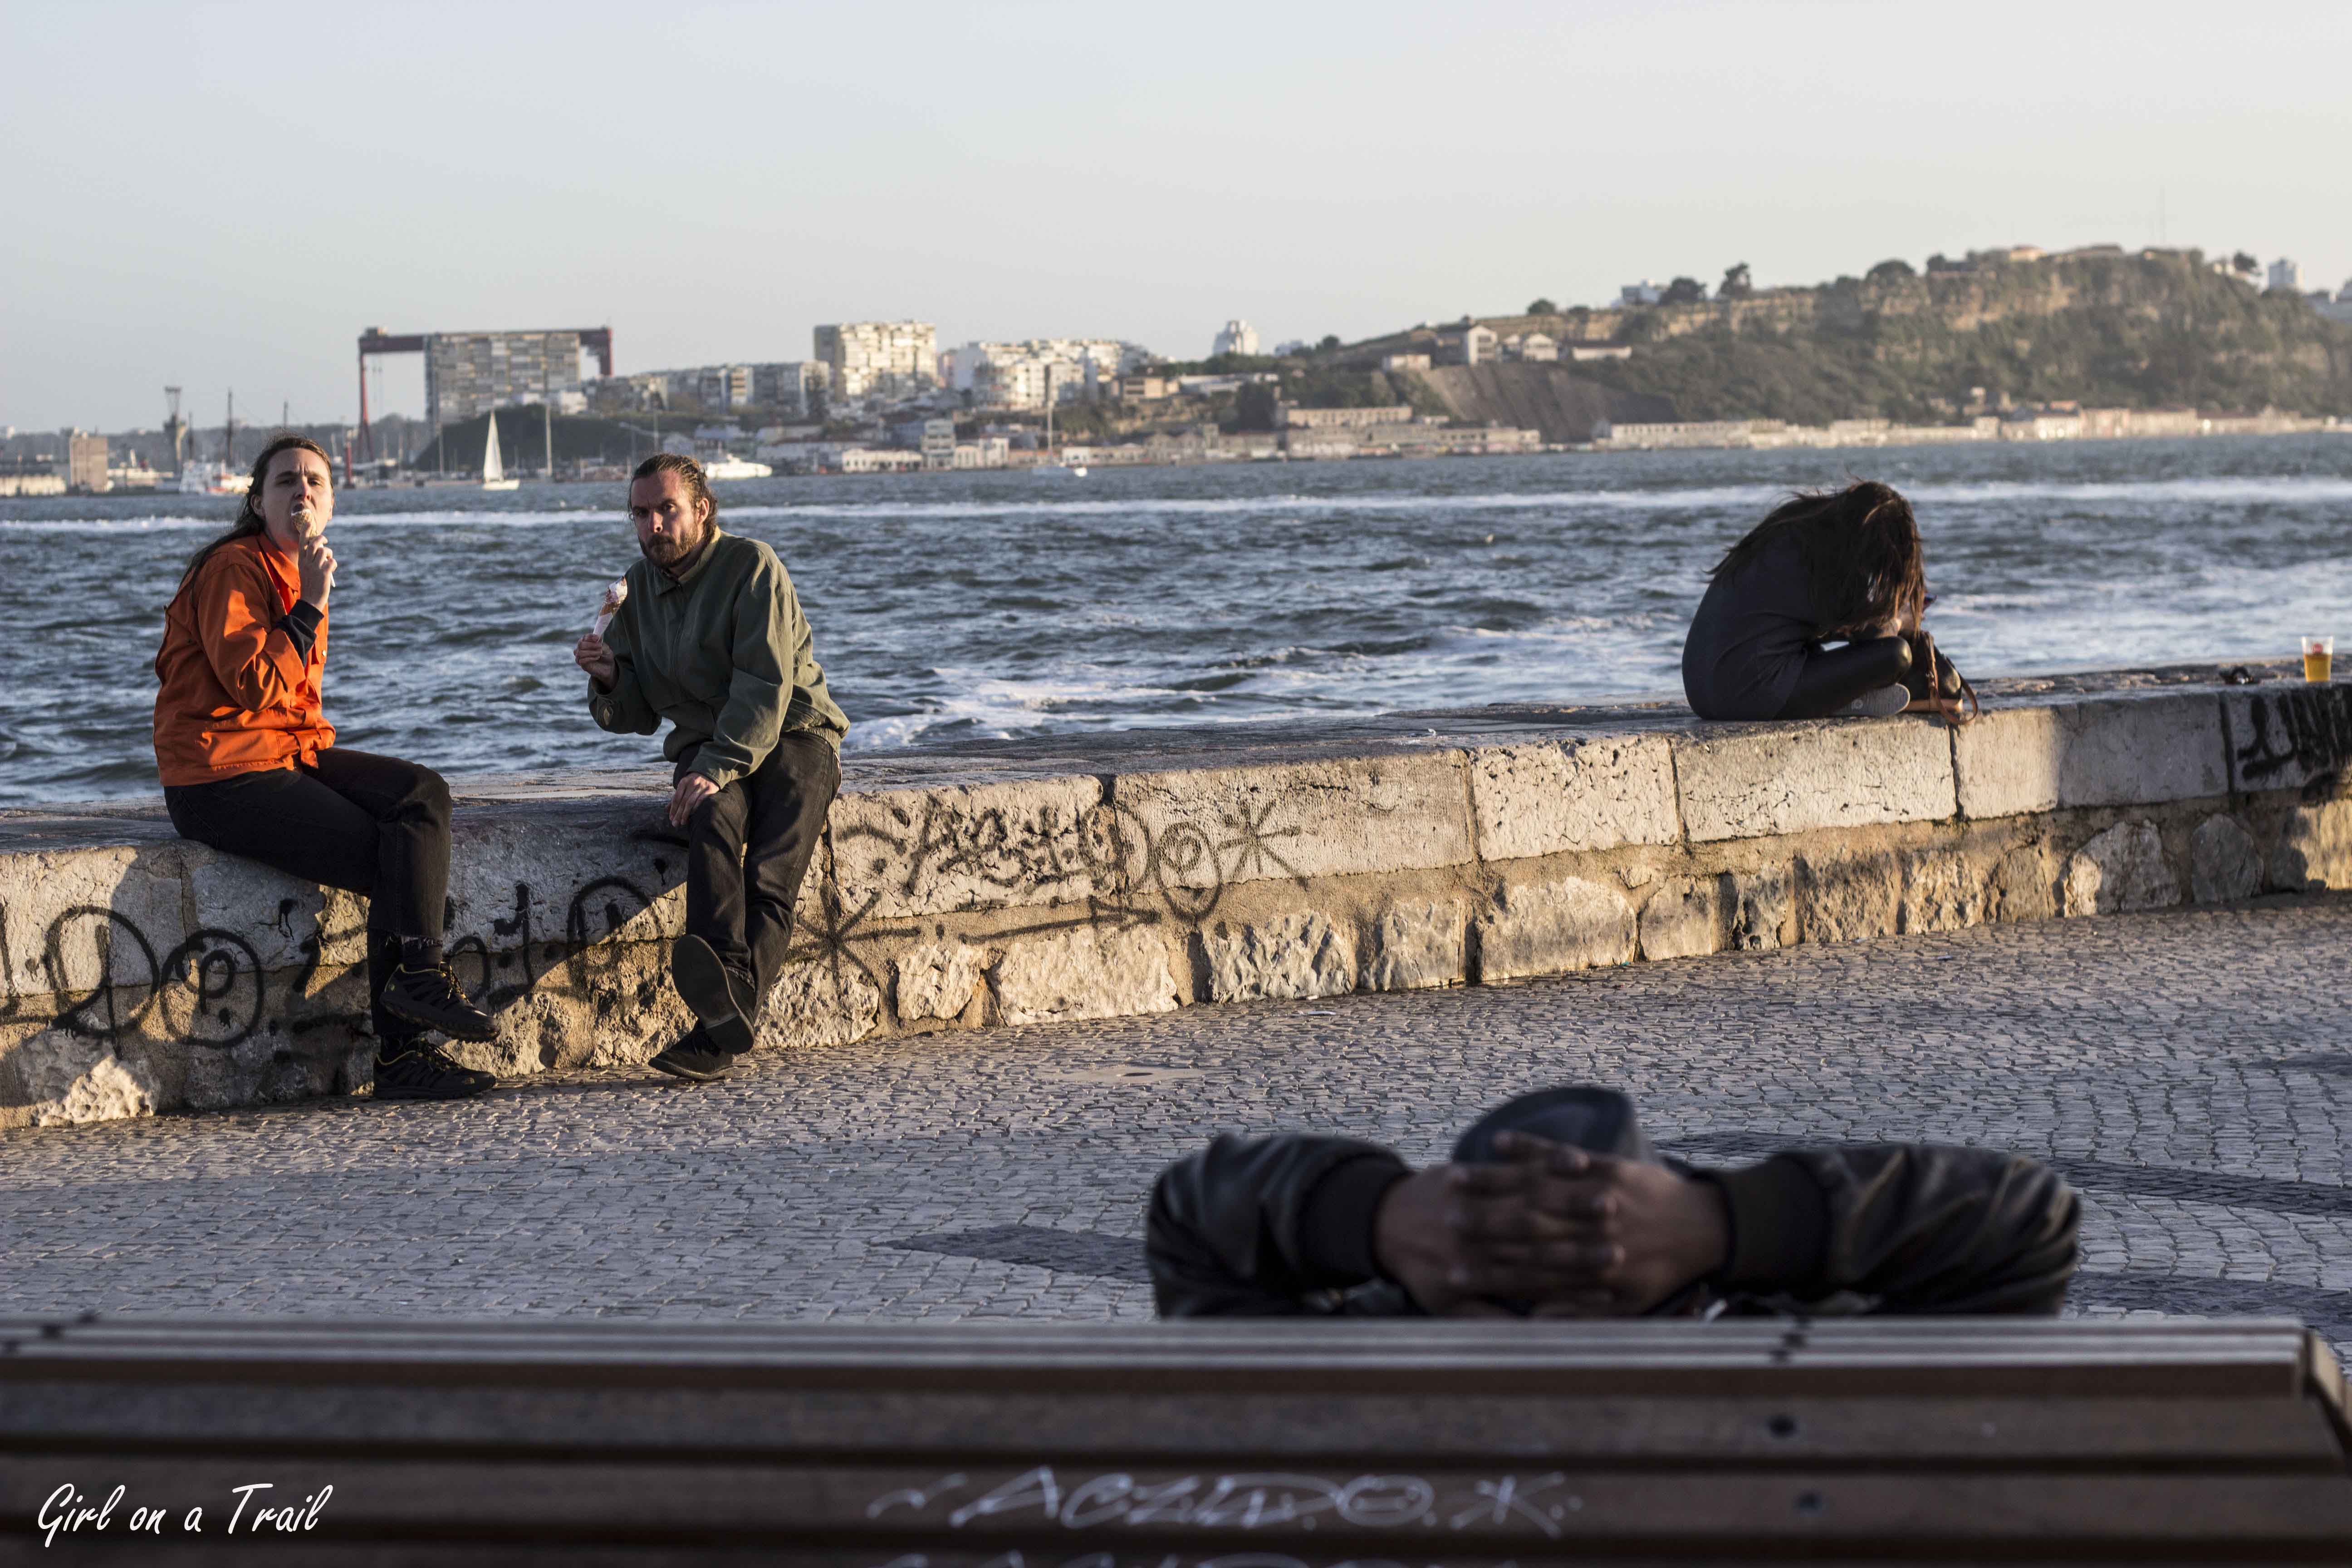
1363;250;2352;426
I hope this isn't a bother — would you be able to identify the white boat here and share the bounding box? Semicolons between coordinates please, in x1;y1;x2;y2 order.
700;456;774;481
176;462;250;495
480;414;520;490
1032;463;1087;477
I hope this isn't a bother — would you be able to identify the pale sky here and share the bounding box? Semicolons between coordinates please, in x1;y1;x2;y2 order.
6;0;2348;431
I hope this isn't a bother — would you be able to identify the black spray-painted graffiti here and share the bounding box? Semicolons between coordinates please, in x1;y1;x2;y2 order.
0;833;686;1052
2234;686;2352;789
1;790;1312;1053
833;793;1305;933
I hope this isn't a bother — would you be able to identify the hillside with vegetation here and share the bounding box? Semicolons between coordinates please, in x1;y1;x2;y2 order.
1344;249;2352;426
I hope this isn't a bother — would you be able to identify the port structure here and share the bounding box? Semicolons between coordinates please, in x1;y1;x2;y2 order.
356;327;614;462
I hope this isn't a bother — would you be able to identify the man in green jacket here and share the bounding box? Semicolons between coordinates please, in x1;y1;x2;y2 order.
573;454;849;1082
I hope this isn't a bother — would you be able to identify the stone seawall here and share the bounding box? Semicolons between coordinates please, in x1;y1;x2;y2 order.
5;664;2349;1131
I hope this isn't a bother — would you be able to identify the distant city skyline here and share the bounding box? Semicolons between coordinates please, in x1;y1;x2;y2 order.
7;0;2349;431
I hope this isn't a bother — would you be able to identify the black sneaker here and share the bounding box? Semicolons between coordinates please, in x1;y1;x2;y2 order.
379;963;498;1043
670;935;756;1056
374;1042;496;1102
648;1028;734;1083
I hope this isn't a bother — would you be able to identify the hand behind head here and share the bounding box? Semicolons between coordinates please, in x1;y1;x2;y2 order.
1375;1132;1731;1318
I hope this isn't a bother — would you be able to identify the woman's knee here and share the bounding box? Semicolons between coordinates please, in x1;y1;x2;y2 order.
1885;636;1914;679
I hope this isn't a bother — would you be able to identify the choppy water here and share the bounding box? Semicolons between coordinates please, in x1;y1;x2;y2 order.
3;438;2347;806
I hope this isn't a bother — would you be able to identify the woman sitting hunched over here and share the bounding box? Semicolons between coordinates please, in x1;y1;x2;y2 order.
1681;480;1962;722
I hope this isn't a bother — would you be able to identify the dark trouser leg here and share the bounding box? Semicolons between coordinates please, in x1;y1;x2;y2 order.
679;735;839;1015
166;750;453;1044
739;735;840;1007
301;748;452;942
1777;636;1914;720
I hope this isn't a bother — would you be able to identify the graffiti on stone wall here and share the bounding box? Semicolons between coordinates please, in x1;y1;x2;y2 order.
831;792;1305;934
2235;687;2352;789
0;854;678;1053
0;789;1312;1055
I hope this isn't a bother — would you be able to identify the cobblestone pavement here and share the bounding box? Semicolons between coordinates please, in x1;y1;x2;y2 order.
6;899;2351;1352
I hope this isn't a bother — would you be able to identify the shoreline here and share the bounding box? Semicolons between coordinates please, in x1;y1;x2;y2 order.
18;416;2346;496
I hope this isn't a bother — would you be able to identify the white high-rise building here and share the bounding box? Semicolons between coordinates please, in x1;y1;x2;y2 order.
1211;319;1259;358
2268;258;2304;294
945;339;1146;410
813;321;939;402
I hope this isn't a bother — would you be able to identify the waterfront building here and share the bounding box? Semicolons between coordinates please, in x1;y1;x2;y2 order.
66;431;109;493
1276;405;1415;429
1211;319;1259;357
1503;333;1558;362
950;437;1010;469
2268;258;2304;294
1619;281;1664;306
815;322;939;402
0;457;64;497
1381;353;1432;372
834;446;926;474
1566;343;1634;362
424;331;584;431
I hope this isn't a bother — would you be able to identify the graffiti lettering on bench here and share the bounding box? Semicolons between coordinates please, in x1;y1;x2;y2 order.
2235;687;2352;787
867;1464;1579;1539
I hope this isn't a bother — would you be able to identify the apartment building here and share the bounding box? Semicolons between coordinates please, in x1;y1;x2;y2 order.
944;339;1144;411
814;322;939;401
424;331;584;430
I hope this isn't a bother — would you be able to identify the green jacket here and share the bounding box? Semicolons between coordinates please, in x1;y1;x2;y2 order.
588;528;848;785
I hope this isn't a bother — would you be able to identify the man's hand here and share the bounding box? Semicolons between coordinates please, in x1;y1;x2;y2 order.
296;538;337;610
1371;1167;1518;1317
1374;1134;1732;1317
574;632;617;688
1449;1133;1732;1316
667;772;720;828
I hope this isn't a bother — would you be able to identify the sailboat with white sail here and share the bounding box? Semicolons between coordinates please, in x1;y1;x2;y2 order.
480;413;520;490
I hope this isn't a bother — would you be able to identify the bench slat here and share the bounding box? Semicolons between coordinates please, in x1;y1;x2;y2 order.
4;1387;2343;1465
8;1457;2352;1546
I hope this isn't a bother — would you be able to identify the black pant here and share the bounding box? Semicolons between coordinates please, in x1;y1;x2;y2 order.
676;733;838;1019
1777;635;1915;720
166;749;452;1044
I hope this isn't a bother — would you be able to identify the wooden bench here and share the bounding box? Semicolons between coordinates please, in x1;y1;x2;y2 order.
4;1315;2348;1563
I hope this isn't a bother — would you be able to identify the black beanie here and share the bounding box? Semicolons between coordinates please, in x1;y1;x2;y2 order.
1451;1085;1657;1166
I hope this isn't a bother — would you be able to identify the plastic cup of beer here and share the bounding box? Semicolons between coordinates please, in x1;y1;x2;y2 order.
2305;635;2335;683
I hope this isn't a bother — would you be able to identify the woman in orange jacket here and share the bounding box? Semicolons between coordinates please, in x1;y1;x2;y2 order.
153;434;496;1101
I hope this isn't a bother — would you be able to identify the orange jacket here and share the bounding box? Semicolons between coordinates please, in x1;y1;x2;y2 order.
152;533;334;786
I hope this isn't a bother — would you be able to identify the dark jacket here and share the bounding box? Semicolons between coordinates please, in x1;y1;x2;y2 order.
588;528;848;788
1146;1133;2079;1318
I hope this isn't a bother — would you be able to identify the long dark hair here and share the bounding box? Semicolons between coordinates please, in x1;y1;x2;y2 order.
175;433;334;594
1710;480;1926;639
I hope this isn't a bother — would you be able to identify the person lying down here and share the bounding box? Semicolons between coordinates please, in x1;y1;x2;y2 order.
1146;1086;2078;1318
